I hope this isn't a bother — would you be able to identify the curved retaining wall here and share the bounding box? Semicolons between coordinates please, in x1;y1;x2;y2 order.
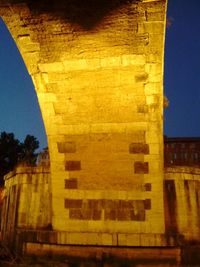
164;166;200;243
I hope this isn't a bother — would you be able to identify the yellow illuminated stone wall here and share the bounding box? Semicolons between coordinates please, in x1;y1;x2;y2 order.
165;167;200;242
2;165;200;250
0;0;167;245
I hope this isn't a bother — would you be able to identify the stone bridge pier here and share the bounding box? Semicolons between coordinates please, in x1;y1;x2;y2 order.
0;0;167;246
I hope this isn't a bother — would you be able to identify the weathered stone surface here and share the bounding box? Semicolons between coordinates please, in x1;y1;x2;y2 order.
0;0;167;246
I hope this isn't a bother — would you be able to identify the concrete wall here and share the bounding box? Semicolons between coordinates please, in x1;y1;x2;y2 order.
164;166;200;243
0;0;167;242
1;166;51;247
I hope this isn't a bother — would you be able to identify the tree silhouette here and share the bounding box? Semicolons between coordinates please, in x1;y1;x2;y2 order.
20;135;39;165
0;131;39;186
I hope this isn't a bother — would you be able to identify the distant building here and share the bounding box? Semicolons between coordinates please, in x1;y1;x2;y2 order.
164;136;200;166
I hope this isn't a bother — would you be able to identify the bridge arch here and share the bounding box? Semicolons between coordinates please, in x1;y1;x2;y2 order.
0;17;47;148
0;0;167;245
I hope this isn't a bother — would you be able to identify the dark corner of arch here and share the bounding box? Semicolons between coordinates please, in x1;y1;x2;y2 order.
24;0;139;30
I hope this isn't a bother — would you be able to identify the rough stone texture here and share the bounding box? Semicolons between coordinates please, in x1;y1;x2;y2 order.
0;0;167;244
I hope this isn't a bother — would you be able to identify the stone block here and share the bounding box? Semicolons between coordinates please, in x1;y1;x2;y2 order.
65;161;81;171
121;54;145;66
137;105;149;113
119;200;133;209
149;143;160;155
38;93;57;103
145;82;161;95
135;72;149;83
57;142;76;153
64;178;78;189
105;209;117;221
144;199;151;210
22;42;40;53
38;62;64;72
146;11;165;21
63;59;88;71
18;34;31;44
23;51;39;74
69;209;83;220
140;22;164;34
103;200;117;209
102;233;113;246
87;199;103;210
57;232;66;244
92;209;102;220
118;233;141;246
129;143;149;154
67;233;88;245
134;161;149;173
117;209;130;221
140;234;153;246
144;183;152;191
64;199;82;209
78;209;93;220
130;209;145;221
148;160;160;174
146;130;160;143
100;56;121;68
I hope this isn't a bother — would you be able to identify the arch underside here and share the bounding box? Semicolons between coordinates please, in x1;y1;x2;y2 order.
0;0;167;246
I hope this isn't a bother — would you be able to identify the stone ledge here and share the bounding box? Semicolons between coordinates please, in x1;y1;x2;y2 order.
24;241;181;265
165;166;200;175
4;166;50;180
16;229;180;248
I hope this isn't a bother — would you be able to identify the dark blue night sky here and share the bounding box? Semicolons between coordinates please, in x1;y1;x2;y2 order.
0;0;200;151
164;0;200;137
0;17;47;150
